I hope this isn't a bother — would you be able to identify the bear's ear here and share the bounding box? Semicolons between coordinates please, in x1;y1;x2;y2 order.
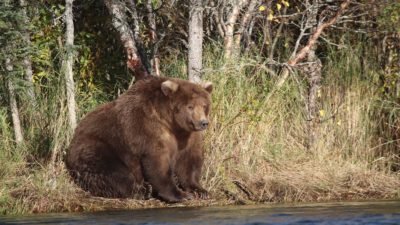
161;80;179;96
202;82;213;94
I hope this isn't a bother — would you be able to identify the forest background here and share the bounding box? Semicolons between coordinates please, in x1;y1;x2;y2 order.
0;0;399;215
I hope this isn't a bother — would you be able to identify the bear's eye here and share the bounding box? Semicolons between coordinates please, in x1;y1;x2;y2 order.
204;105;209;113
188;105;194;110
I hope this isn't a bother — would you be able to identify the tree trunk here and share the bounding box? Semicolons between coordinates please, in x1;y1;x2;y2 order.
224;0;247;59
19;0;35;102
188;0;203;83
126;0;140;40
146;0;160;76
6;59;24;144
211;0;225;39
64;0;77;130
233;0;257;56
104;0;149;80
304;0;322;150
258;0;350;122
273;0;351;91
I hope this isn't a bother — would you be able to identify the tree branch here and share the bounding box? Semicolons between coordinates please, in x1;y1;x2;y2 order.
288;0;350;66
104;0;149;80
256;0;351;116
277;0;351;88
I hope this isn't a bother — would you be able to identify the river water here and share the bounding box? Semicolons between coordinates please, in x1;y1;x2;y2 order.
1;201;400;225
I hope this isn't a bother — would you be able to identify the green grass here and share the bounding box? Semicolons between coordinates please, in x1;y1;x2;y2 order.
0;47;399;215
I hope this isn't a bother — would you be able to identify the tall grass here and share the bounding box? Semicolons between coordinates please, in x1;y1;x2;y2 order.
0;46;399;215
200;46;400;202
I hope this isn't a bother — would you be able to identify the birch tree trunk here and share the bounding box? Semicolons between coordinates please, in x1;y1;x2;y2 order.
188;0;203;83
6;59;24;144
19;0;35;102
104;0;149;80
64;0;77;130
233;0;257;56
304;0;322;150
146;0;160;76
223;0;247;59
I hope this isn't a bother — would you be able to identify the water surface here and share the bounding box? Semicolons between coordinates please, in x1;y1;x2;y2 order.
1;200;400;225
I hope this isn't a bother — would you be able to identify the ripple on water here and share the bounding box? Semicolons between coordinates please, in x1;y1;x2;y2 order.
1;201;400;225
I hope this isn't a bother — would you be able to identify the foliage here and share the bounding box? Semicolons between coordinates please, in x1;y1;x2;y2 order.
0;1;25;85
378;2;400;32
0;0;399;215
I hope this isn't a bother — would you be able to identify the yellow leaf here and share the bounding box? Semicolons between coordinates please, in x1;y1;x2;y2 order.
276;3;282;10
282;0;289;7
259;5;266;12
337;120;341;126
317;89;321;97
319;110;326;117
267;12;274;21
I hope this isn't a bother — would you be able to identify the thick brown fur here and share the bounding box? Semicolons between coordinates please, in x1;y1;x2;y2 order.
65;76;212;203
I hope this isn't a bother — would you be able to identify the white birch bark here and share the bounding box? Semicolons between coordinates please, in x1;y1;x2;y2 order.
188;0;203;83
126;0;140;40
233;0;257;55
104;0;148;79
19;0;35;102
223;0;247;59
6;59;24;144
146;0;160;76
64;0;77;130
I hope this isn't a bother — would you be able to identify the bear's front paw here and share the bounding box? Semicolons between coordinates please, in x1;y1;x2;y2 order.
159;189;193;203
193;187;209;200
180;190;194;200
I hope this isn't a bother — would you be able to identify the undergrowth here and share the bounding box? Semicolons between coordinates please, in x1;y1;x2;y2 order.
0;48;399;215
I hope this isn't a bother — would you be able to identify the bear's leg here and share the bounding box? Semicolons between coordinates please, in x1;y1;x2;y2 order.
175;150;208;199
141;153;191;203
68;139;144;198
70;159;143;198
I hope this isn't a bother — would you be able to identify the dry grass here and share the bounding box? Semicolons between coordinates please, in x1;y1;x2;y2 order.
201;56;400;204
0;163;228;215
1;51;399;215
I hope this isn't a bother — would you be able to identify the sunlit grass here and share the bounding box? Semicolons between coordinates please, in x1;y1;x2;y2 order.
200;48;400;202
0;47;399;215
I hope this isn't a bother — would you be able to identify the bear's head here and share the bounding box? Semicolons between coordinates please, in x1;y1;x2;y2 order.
161;79;212;132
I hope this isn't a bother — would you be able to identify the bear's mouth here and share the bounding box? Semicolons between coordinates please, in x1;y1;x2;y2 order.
191;121;207;131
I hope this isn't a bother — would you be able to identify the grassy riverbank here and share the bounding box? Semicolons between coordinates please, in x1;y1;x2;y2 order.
1;49;399;215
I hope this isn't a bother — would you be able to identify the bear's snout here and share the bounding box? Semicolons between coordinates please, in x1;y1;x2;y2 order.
198;119;209;130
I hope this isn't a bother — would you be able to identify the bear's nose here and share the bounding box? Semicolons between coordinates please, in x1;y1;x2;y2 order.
199;120;209;129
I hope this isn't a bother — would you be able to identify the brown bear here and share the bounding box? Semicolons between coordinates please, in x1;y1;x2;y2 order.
65;76;212;203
